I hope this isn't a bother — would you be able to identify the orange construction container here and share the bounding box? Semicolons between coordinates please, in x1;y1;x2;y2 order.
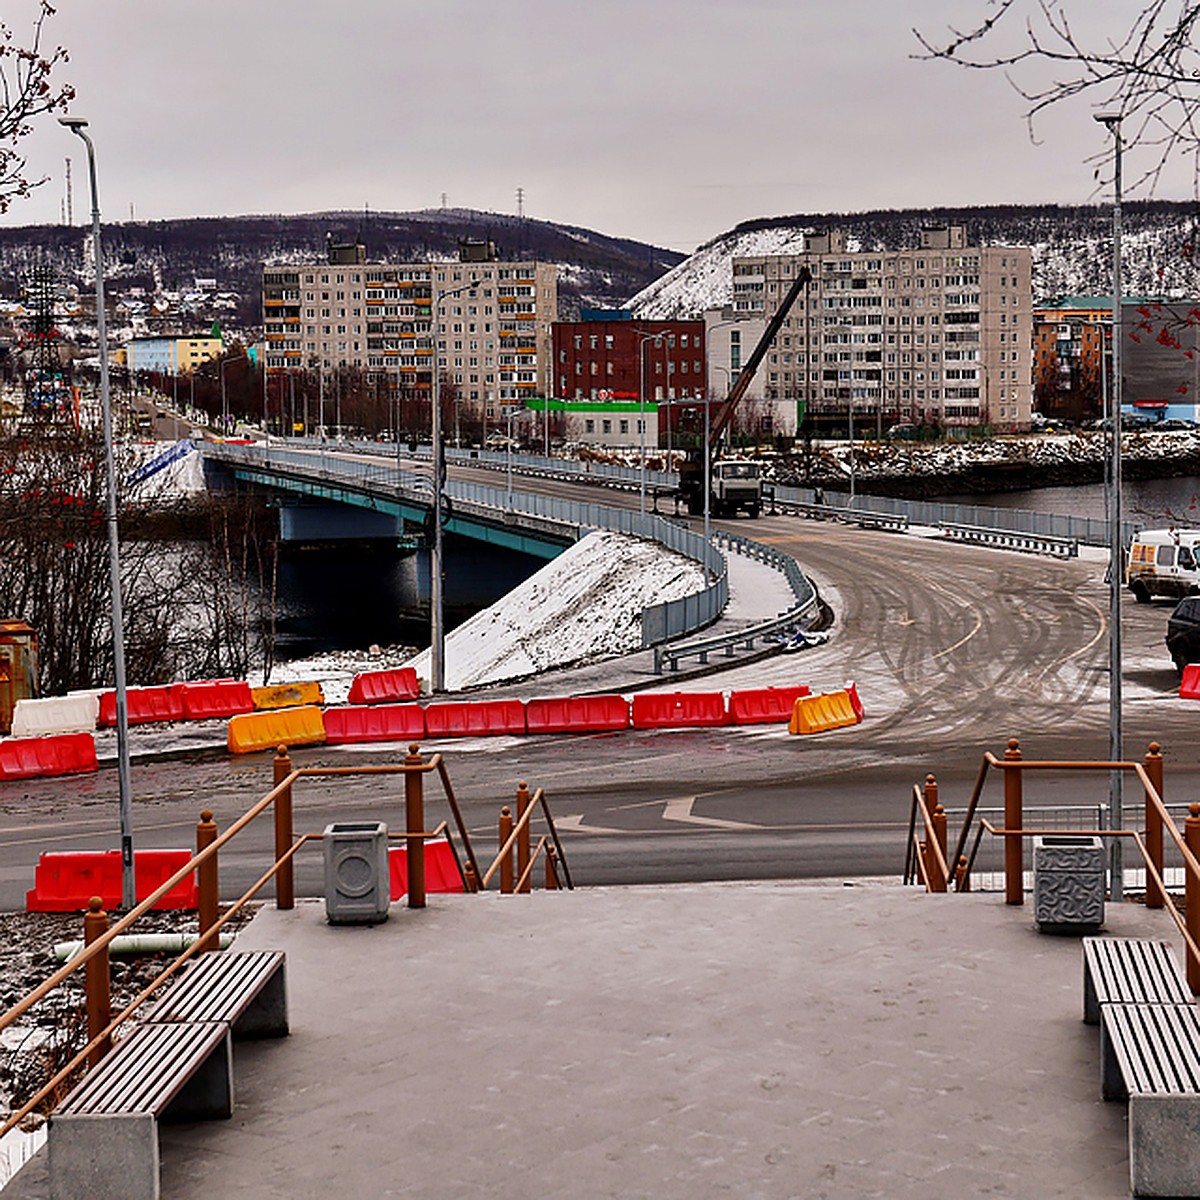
0;620;38;736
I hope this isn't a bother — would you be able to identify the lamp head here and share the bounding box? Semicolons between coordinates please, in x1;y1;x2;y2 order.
1094;112;1121;128
58;116;89;130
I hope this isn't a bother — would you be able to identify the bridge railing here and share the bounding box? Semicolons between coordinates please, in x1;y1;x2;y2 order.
202;443;730;648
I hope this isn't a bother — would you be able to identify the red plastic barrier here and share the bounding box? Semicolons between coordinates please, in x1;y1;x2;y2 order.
0;732;98;781
25;848;200;912
1181;665;1200;700
524;694;630;734
177;679;255;721
98;684;186;728
424;699;526;738
845;680;864;722
728;686;812;726
324;703;426;744
347;667;420;705
388;839;463;900
630;691;729;730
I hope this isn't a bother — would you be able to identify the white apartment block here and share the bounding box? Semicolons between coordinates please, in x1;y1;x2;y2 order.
703;307;804;437
262;242;557;419
732;226;1032;432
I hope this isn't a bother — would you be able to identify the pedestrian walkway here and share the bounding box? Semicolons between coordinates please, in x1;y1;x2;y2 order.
4;882;1177;1198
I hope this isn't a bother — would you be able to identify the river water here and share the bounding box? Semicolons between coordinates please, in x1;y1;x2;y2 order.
943;476;1200;529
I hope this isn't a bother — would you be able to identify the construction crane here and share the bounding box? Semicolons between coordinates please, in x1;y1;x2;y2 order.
678;265;813;517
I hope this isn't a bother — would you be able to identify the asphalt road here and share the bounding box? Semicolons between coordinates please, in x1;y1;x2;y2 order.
3;453;1196;908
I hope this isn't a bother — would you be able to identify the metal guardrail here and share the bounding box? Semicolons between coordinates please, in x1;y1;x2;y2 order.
652;531;822;674
936;522;1079;559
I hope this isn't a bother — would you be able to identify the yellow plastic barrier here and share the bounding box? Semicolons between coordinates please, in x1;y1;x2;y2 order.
251;681;325;711
788;689;860;736
227;705;327;754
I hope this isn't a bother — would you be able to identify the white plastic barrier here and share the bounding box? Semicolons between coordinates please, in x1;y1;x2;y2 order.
10;694;100;738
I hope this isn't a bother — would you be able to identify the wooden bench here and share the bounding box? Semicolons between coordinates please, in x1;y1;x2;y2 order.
147;949;288;1038
1100;1002;1200;1196
1083;938;1191;1025
49;1021;233;1200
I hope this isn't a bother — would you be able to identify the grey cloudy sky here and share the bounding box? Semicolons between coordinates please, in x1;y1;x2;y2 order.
3;0;1186;252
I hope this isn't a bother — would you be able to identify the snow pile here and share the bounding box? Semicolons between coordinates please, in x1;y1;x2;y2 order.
406;530;706;692
252;645;419;707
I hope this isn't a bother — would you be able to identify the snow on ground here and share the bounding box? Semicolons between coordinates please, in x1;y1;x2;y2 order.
406;529;705;692
250;645;420;708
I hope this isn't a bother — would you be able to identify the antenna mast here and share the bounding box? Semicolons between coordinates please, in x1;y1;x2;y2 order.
65;157;73;226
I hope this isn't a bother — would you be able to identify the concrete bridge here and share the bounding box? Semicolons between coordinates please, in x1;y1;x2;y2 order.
199;441;734;649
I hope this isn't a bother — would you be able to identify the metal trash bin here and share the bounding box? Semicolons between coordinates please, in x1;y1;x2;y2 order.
1033;834;1106;934
323;821;390;925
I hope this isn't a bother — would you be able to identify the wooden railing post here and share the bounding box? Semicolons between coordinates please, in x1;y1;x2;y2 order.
932;804;948;893
1004;738;1024;905
405;744;426;910
499;807;514;895
1145;741;1165;910
545;845;559;890
84;897;111;1068
273;746;294;910
516;782;532;895
196;809;219;952
1187;804;1200;995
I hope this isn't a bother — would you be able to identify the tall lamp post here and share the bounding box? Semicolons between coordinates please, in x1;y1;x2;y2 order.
1097;112;1126;900
636;332;664;520
60;117;136;909
430;278;480;693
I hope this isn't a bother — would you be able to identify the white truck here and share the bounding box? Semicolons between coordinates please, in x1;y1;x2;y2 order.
1127;528;1200;602
710;460;763;518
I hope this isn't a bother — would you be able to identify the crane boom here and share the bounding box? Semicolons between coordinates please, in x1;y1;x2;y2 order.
708;265;812;447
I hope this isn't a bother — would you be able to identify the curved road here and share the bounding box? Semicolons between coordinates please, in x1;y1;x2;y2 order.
0;452;1194;906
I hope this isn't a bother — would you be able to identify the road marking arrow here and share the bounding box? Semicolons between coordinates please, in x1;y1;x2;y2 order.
661;796;759;831
555;814;626;835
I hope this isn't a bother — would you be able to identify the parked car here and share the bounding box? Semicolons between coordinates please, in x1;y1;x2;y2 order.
1157;418;1198;431
1166;595;1200;671
884;423;917;440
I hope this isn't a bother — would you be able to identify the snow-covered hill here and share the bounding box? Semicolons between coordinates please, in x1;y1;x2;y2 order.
627;202;1200;318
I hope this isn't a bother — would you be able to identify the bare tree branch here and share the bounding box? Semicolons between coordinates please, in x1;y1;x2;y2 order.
914;1;1200;194
0;2;73;214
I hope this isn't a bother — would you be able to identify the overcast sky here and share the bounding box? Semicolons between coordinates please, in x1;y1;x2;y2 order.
2;0;1188;252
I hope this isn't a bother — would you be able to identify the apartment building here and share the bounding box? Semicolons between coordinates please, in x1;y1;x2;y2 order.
262;240;557;423
551;310;704;448
1032;297;1110;424
122;334;224;375
731;226;1033;433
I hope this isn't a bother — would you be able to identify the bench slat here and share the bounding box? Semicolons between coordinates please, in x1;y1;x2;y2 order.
148;949;287;1037
1103;1003;1200;1095
1083;938;1190;1024
59;1022;229;1117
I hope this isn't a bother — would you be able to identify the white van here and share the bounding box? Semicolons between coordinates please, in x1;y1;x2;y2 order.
1127;529;1200;602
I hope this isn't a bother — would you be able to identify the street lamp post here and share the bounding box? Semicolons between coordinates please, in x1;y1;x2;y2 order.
430;279;479;693
60;116;136;909
637;332;664;520
1097;112;1126;900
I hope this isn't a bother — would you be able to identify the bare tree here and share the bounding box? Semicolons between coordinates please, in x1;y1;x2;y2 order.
914;2;1200;192
0;2;73;214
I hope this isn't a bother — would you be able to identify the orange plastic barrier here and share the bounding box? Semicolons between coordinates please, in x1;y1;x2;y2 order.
98;684;185;727
728;686;812;726
788;689;861;735
177;679;255;721
323;703;426;744
630;691;729;730
251;681;325;711
347;667;420;705
1181;665;1200;700
424;699;526;738
0;732;98;781
524;694;630;734
388;838;463;900
227;705;326;754
25;848;200;912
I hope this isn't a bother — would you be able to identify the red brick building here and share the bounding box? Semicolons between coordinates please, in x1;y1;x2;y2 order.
552;312;707;446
